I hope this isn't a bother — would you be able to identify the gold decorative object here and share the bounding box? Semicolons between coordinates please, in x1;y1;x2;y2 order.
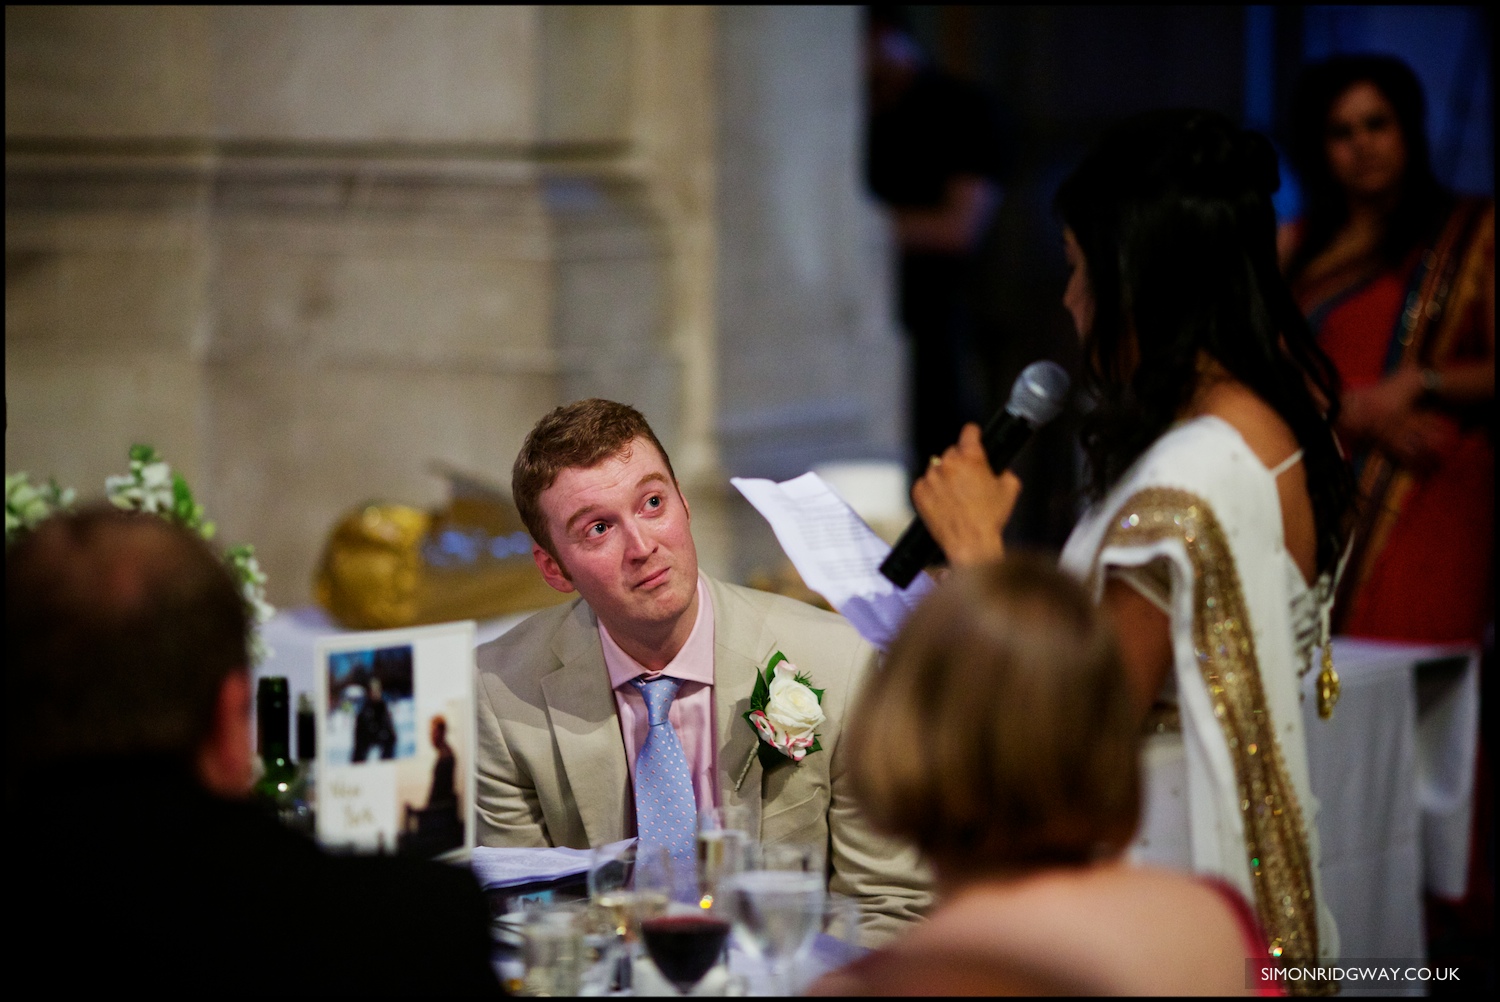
314;466;569;630
1317;645;1340;720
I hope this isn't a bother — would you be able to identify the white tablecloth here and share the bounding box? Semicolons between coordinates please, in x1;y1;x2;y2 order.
1135;636;1479;965
259;611;1480;966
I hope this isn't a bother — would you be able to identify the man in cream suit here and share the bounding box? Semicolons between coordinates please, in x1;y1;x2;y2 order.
476;399;931;944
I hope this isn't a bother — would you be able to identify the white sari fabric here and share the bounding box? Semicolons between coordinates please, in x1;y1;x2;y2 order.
1060;416;1339;981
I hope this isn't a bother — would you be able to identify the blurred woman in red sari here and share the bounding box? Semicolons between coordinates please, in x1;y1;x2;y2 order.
1283;55;1494;644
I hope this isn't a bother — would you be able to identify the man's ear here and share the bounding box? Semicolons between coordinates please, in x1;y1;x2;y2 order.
199;669;254;798
678;483;690;521
533;544;576;594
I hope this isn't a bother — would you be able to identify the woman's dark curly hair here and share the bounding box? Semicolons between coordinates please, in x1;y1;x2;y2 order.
1285;54;1451;281
1057;109;1353;576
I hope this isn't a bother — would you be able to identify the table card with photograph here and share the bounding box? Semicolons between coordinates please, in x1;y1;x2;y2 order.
314;620;477;857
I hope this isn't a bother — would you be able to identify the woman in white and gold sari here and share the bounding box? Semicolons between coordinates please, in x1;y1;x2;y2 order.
913;110;1354;993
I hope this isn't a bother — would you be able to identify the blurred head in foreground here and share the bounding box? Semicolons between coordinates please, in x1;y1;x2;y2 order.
6;507;253;803
847;557;1139;883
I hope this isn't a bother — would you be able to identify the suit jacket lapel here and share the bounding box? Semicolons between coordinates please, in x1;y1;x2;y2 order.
708;577;777;837
540;599;630;848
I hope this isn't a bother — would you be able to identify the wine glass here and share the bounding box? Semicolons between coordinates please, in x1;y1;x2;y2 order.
725;843;826;995
588;842;638;938
587;843;637;992
696;805;751;909
632;843;688;907
640;899;733;995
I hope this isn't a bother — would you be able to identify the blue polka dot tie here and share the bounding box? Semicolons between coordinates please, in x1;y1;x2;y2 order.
630;675;697;873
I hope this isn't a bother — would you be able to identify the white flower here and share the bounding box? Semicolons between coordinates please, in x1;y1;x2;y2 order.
140;460;171;491
7;477;47;526
227;546;275;628
6;473;75;540
105;460;173;514
249;630;274;667
764;663;825;742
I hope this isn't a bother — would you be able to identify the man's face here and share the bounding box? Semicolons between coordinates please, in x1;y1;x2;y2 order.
532;436;699;644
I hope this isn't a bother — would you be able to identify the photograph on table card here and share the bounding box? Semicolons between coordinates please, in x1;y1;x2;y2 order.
315;621;477;859
326;644;416;765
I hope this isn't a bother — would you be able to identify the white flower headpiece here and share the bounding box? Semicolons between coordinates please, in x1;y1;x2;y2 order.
7;444;274;663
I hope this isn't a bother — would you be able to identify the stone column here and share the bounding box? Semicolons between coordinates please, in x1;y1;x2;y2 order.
6;6;686;605
6;6;895;601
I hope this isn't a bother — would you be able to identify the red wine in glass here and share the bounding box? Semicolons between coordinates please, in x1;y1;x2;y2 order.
641;915;731;993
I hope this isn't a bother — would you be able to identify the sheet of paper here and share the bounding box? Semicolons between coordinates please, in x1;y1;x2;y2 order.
731;472;933;651
471;837;636;890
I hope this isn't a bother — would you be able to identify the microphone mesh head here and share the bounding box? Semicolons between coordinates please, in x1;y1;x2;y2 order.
1005;361;1071;426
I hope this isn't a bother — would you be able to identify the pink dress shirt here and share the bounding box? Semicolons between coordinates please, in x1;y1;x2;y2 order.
600;575;719;824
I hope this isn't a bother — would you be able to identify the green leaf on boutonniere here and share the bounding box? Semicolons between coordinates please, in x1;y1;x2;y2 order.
749;666;771;714
749;650;789;714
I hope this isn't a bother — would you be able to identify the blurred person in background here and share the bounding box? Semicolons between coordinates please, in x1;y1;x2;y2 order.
865;4;1010;481
811;559;1277;996
1284;51;1495;985
7;508;499;995
909;109;1354;989
1284;53;1494;647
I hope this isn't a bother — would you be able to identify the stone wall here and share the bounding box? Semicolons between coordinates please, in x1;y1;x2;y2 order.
6;6;902;604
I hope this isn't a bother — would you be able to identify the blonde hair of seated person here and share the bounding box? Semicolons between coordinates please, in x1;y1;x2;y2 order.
812;558;1265;997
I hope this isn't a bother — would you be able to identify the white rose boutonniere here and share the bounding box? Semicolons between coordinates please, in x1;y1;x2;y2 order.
737;651;825;786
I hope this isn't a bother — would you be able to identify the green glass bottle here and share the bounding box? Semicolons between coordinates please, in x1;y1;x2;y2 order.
292;692;318;832
254;677;299;813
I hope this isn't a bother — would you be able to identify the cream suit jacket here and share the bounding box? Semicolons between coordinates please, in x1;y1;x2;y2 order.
474;574;932;945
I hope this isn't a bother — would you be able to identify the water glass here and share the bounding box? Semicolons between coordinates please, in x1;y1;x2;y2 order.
520;901;584;996
723;853;825;996
754;840;826;875
822;892;861;946
575;904;622;996
816;892;865;972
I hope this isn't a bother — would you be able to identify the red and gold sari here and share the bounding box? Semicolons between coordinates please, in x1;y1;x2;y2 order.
1294;198;1495;644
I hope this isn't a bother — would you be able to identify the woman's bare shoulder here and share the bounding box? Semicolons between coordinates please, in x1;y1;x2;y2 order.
1196;379;1303;471
814;866;1255;996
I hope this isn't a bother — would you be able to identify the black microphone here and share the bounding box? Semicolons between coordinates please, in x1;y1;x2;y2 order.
879;360;1072;588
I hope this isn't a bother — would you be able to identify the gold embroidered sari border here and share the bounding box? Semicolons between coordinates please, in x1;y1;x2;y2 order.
1095;487;1332;994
